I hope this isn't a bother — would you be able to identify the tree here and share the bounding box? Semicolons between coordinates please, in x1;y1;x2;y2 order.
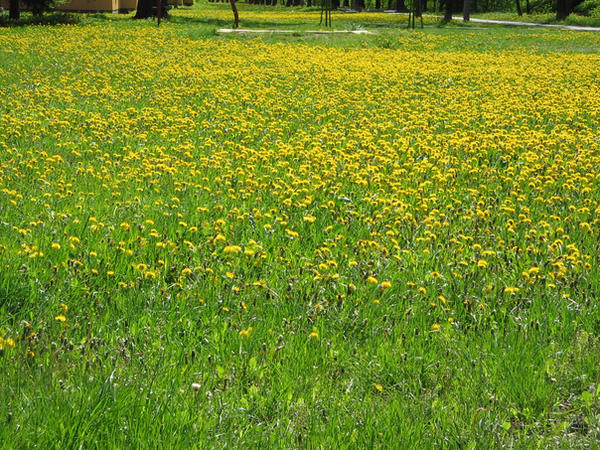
19;0;53;17
463;0;470;20
515;0;522;15
443;0;452;22
352;0;364;10
556;0;569;19
134;0;154;18
395;0;407;12
9;0;20;20
134;0;169;19
229;0;239;27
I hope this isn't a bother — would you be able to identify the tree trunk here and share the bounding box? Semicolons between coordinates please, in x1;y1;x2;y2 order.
31;1;44;16
415;0;422;17
463;0;469;20
9;0;20;20
443;0;452;22
525;0;530;13
352;0;361;10
515;0;522;15
134;0;169;19
229;0;239;27
421;0;427;11
395;0;407;11
375;0;380;8
472;0;476;12
332;0;340;8
135;0;154;18
556;0;569;19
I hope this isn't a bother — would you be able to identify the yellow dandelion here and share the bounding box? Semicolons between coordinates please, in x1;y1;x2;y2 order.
239;327;253;339
285;229;299;238
504;287;520;294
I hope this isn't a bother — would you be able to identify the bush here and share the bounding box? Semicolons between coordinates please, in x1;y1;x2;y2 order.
573;0;600;16
0;11;79;25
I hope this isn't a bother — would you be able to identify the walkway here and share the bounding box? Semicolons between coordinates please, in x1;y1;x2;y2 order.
383;10;600;31
217;28;375;34
457;16;600;32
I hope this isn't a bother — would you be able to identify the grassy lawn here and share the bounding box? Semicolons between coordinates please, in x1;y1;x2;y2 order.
469;11;600;27
1;3;600;447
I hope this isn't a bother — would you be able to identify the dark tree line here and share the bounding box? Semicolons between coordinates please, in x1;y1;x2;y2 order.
7;0;55;20
208;0;414;10
9;0;20;19
206;0;584;19
4;0;588;23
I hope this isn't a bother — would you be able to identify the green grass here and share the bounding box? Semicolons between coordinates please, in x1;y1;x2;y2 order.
1;2;600;447
471;11;600;27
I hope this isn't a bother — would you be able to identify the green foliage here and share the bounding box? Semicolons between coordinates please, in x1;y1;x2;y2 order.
24;0;54;16
573;0;600;16
0;11;79;25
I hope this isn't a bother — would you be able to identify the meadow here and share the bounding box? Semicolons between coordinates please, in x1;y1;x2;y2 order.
1;4;600;446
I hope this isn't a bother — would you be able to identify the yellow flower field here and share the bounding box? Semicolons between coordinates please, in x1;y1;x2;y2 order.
0;8;599;446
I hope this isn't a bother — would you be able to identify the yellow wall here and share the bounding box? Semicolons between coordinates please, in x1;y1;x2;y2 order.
56;0;118;11
118;0;137;10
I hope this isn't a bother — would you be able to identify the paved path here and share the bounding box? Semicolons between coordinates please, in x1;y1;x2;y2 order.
458;16;600;32
218;14;600;34
383;11;600;31
217;28;375;34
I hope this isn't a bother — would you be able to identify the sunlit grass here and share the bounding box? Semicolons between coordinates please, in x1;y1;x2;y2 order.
1;2;600;446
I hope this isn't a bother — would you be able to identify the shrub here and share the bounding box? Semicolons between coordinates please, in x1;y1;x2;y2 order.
573;0;600;16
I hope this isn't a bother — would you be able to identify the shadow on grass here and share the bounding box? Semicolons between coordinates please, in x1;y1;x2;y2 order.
0;11;80;27
169;14;306;28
